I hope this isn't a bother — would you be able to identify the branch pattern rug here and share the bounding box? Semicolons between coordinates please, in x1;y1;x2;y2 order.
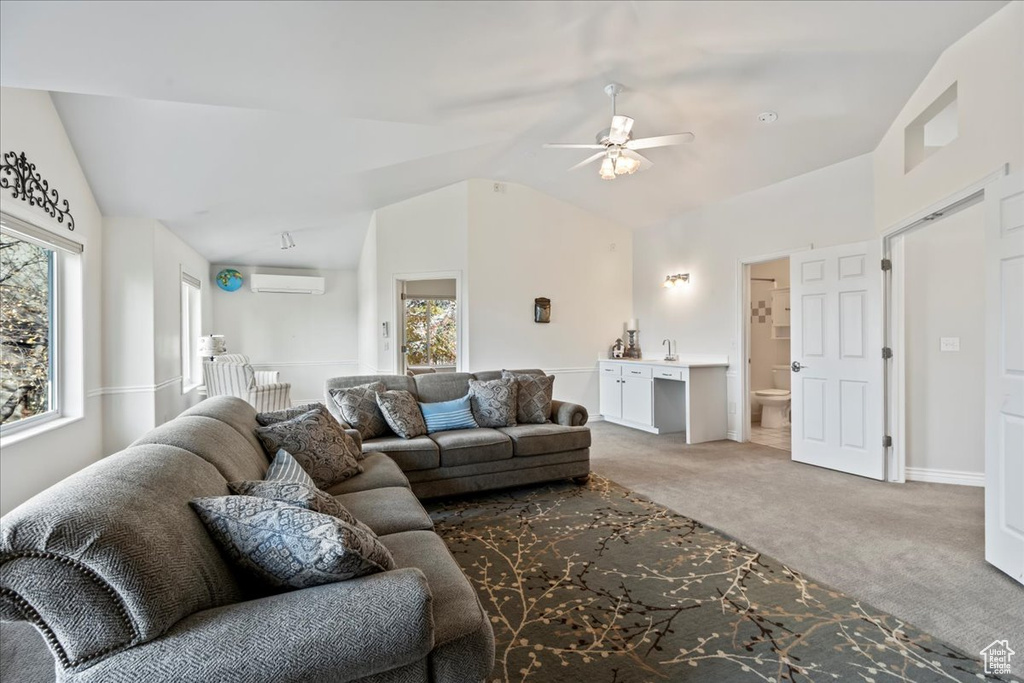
426;475;1010;683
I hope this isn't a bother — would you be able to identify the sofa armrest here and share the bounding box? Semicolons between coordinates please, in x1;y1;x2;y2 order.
68;568;434;683
551;399;588;427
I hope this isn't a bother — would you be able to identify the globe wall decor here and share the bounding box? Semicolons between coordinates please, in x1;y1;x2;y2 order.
216;269;243;292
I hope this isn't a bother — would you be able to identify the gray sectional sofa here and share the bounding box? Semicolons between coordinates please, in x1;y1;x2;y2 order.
325;369;591;499
0;397;494;682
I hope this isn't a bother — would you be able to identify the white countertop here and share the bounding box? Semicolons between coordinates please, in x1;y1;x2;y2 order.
599;356;730;368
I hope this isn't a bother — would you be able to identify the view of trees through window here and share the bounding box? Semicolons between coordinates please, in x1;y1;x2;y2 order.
404;298;456;367
0;232;54;426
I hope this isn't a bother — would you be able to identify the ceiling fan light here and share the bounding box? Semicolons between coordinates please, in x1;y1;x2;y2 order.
615;155;640;175
599;156;616;180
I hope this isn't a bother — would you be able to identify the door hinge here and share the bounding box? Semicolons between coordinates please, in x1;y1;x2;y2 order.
881;258;892;272
882;347;893;359
882;435;893;448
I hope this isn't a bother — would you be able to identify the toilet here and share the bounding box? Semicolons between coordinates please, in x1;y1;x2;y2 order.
754;365;791;429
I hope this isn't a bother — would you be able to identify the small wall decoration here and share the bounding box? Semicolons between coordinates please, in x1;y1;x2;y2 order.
0;151;76;231
534;297;551;323
611;339;625;358
216;269;244;292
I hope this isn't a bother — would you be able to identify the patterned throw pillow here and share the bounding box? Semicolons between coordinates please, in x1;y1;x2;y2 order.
254;406;363;489
419;395;479;434
328;382;390;440
502;371;554;424
468;378;518;428
227;479;374;535
375;390;427;439
255;403;323;426
191;496;394;589
265;449;317;486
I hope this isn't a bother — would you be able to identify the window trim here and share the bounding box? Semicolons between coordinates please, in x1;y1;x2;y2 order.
180;269;202;394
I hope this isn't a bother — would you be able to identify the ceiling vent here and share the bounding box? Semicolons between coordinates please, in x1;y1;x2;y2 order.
250;273;325;295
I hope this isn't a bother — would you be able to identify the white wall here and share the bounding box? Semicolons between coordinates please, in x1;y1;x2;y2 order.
0;88;104;515
357;214;378;374
749;258;790;399
873;2;1023;230
632;153;875;438
466;180;632;412
211;265;359;404
904;201;986;478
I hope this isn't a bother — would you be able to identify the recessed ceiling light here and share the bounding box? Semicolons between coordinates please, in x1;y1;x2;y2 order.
758;111;778;123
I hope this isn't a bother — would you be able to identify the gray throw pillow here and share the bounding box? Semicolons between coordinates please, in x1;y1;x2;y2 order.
502;371;554;424
255;403;323;426
329;382;390;440
468;377;518;428
254;405;363;489
376;390;427;439
227;479;374;536
264;449;317;486
191;496;394;589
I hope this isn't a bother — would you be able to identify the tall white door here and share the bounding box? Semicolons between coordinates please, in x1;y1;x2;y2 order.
790;241;884;479
984;172;1024;585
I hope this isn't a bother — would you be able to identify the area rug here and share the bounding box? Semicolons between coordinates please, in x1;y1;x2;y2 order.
426;475;1010;683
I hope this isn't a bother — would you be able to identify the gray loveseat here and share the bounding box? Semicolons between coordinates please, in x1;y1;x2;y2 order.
0;397;494;682
325;369;591;499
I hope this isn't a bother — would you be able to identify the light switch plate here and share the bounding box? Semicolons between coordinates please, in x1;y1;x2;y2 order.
940;337;960;352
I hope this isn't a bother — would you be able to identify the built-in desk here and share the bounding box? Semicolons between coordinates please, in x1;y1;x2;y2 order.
598;357;729;444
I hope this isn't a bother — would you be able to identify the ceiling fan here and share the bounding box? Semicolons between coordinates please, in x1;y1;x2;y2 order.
544;84;694;180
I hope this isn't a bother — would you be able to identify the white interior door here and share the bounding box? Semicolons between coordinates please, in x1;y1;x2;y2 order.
790;241;884;479
984;172;1024;585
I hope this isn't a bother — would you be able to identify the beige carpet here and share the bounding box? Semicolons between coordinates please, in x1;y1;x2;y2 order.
587;420;1024;660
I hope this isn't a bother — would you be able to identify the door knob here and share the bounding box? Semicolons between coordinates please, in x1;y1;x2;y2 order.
791;361;807;373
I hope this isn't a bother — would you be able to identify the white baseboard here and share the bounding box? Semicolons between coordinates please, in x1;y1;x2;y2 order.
905;466;984;487
727;430;740;442
588;415;604;423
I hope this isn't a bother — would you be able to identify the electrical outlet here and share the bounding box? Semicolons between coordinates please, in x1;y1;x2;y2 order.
940;337;960;352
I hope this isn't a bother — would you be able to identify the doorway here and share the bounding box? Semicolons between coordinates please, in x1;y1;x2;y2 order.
746;257;792;451
400;278;458;375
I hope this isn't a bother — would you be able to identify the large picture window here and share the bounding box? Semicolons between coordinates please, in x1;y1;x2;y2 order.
1;226;57;429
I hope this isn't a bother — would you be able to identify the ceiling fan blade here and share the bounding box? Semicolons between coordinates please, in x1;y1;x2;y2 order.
568;151;608;171
621;148;653;171
608;115;634;145
626;132;695;150
544;143;606;149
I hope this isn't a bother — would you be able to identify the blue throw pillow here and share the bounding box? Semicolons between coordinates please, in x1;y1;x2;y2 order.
265;449;316;487
419;395;479;433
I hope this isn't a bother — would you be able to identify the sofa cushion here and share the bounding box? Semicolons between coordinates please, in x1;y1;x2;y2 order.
254;402;322;426
502;371;554;424
329;382;391;440
323;453;411;495
376;389;428;439
468;377;518;428
181;395;267;460
380;531;494;682
497;423;592;457
430;428;512;468
132;414;268;482
254;406;363;489
335;487;433;536
471;368;544;382
191;496;394;589
413;372;473;403
361;435;440;471
420;395;479;434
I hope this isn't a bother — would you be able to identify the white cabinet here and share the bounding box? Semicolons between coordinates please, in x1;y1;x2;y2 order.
599;373;623;419
771;288;790;339
621;377;654;425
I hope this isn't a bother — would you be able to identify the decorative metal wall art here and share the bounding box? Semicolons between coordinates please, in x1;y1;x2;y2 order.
534;297;551;323
0;151;76;231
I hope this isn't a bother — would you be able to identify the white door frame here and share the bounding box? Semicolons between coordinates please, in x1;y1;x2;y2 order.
735;246;810;443
880;165;1008;483
391;270;466;374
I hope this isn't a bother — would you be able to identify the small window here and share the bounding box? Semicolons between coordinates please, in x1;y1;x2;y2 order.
180;272;202;392
905;82;958;173
403;297;457;370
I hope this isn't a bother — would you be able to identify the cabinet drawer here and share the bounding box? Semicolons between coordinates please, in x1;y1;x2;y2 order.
622;365;653;379
600;363;622;376
654;368;683;381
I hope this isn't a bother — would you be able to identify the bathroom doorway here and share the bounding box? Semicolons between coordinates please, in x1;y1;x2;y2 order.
746;257;792;451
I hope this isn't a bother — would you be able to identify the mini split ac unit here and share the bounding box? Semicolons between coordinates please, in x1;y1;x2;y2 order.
250;273;325;295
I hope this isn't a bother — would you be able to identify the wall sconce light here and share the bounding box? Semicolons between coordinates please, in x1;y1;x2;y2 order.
662;273;690;288
280;231;296;250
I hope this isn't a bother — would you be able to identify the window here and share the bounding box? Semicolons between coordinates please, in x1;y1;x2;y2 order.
0;213;82;434
403;297;457;369
180;271;202;392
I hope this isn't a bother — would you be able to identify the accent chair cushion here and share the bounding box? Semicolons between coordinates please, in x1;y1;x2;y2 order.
329;382;391;440
254;406;363;489
190;496;394;589
376;390;428;439
419;395;479;434
468;377;518;428
502;371;554;424
255;403;323;426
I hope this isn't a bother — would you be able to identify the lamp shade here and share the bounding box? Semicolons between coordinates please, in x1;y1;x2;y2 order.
198;335;226;358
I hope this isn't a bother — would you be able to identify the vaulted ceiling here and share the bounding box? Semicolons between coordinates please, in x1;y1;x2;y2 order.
0;1;1007;268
